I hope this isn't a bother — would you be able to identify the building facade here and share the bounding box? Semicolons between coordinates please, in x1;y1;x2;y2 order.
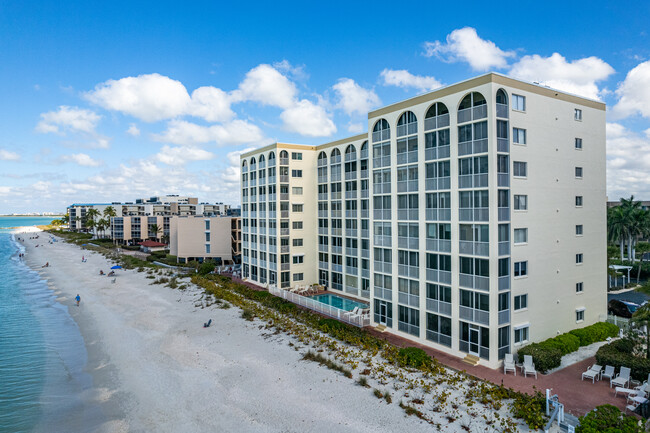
240;73;607;368
169;215;241;264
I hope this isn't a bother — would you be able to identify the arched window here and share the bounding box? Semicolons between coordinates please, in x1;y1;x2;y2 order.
496;89;508;105
424;102;450;131
496;89;509;119
317;151;327;167
268;151;276;161
250;156;256;166
372;119;390;143
396;111;417;137
279;150;289;164
331;147;341;164
360;141;368;159
345;144;357;162
259;154;265;163
242;160;247;167
458;92;487;123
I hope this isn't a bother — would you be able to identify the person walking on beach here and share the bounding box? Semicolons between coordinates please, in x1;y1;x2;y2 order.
75;294;81;306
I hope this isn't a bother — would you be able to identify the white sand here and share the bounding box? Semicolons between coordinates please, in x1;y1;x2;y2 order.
18;229;446;433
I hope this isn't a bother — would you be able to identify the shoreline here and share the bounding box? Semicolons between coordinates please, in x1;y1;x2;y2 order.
18;227;441;433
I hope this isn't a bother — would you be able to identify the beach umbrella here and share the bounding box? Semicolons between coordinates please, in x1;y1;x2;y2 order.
111;265;122;269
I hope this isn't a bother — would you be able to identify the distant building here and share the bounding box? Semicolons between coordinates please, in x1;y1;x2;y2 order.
607;200;650;211
169;215;241;264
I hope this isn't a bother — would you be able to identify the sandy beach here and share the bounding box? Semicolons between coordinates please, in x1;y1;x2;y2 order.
18;228;445;433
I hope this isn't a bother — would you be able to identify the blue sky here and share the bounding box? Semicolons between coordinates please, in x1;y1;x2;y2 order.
1;0;649;213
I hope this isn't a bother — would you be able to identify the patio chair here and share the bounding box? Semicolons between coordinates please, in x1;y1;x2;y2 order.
581;364;602;383
601;365;616;383
523;355;537;379
503;353;516;376
611;366;631;388
626;396;648;413
344;307;360;320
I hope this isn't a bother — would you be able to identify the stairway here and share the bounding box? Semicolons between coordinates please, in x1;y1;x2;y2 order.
559;413;580;431
462;354;480;367
375;324;387;332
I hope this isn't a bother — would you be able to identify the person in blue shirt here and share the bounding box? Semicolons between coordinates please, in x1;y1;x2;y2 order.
75;294;81;306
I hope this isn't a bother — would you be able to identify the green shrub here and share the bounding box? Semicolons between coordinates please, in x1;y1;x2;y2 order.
198;261;216;275
397;347;432;369
539;333;581;355
517;344;562;373
577;404;644;433
511;391;547;430
241;308;255;321
570;322;619;346
596;339;650;382
319;318;350;332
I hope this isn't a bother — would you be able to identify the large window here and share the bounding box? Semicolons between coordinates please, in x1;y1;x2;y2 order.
514;294;528;310
513;161;527;177
514;194;528;210
514;228;528;244
426;313;451;347
398;305;420;337
514;261;528;277
513;128;526;145
513;94;526;111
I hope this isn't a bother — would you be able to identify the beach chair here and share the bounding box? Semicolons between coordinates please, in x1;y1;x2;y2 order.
617;383;649;401
523;355;537;379
581;364;602;383
503;353;516;376
203;319;212;328
344;307;360;320
601;365;616;383
611;366;631;388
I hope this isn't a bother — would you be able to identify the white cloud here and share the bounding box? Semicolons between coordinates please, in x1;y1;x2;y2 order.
231;64;297;109
126;124;140;136
62;153;102;167
85;73;191;122
280;99;336;137
509;53;615;100
347;122;364;134
0;186;12;195
611;61;650;119
155;145;214;165
0;149;20;161
332;78;381;115
606;122;650;199
154;119;264;146
422;27;515;71
188;86;234;122
36;106;101;134
379;69;443;93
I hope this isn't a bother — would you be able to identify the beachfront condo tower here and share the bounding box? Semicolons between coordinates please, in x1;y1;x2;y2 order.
239;73;606;369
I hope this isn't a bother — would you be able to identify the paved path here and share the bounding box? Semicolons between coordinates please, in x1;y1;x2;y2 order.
365;328;629;416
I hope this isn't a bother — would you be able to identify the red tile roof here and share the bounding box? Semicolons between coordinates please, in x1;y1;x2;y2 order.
138;240;166;247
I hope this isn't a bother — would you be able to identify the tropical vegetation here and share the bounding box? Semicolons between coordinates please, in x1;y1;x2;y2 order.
608;196;650;261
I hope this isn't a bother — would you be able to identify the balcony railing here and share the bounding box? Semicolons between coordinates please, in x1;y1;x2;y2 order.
459;306;489;326
360;169;369;179
374;286;392;301
361;229;369;238
332;245;342;254
398;292;420;308
425;177;451;191
396;151;418;165
345;152;357;162
279;158;289;165
426;238;451;253
424;113;450;131
374;261;392;274
345;266;358;275
426;330;452;347
497;138;509;153
425;145;450;161
280;175;289;183
397;180;419;193
332;263;342;273
242;165;248;173
396;123;417;137
331;172;342;182
280;245;290;253
373;183;391;194
498;207;510;221
373;210;391;220
398;321;420;337
458;174;488;189
498;173;510;187
499;275;510;291
373;235;392;247
318;175;327;184
426;299;452;316
498;241;510;256
345;285;359;296
280;193;289;200
360;149;368;159
318;158;327;167
498;309;510;325
426;269;452;284
331;210;342;218
459;273;489;291
319;261;329;270
361;249;369;258
373;156;391;168
372;129;390;143
397;209;419;221
280;228;290;236
398;237;419;250
362;269;369;278
496;103;509;119
457;104;487;124
331;228;342;236
398;264;419;278
345;190;357;199
345;228;357;237
459;241;489;257
426;208;451;221
459;208;489;222
318;244;328;252
345;171;357;180
458;139;488;156
346;247;358;257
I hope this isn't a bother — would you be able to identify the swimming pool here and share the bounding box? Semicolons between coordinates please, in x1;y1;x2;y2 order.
310;294;369;312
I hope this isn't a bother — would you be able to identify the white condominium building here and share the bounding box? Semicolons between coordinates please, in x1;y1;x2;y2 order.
240;73;606;368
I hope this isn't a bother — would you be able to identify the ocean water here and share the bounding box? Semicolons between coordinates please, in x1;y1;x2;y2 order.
0;225;98;432
0;216;61;229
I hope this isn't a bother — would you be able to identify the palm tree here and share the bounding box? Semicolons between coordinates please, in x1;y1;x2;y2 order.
96;218;110;239
149;224;162;241
84;208;100;234
102;206;116;239
608;205;629;261
620;196;644;260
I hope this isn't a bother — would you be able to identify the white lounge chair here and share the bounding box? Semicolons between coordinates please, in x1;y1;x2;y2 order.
504;354;516;376
581;364;602;383
601;365;616;383
611;366;631;388
344;307;360;320
523;355;537;379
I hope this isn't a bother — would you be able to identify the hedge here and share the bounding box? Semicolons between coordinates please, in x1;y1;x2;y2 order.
577;404;645;433
397;347;433;369
518;322;619;373
595;339;650;382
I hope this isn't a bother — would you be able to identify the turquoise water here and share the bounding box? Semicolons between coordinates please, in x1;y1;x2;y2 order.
310;294;369;312
0;216;60;229
0;229;97;432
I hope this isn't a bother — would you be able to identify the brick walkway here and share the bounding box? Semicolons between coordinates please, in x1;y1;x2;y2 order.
365;327;629;416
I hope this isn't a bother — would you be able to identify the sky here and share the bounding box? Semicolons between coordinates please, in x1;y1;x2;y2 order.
1;0;649;213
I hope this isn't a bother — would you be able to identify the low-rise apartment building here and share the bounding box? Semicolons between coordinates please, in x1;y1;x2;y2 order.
169;215;241;264
240;72;606;368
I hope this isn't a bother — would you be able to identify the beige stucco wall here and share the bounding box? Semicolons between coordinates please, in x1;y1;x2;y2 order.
170;216;234;263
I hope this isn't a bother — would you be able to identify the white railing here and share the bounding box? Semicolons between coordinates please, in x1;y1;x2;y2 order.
269;286;371;327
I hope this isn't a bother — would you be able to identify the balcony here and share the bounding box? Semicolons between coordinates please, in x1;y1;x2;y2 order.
426;330;452;347
269;262;277;270
425;177;451;191
258;177;266;186
331;155;342;164
242;165;249;173
459;241;489;257
374;261;392;274
280;157;289;166
498;241;510;256
251;257;258;266
345;228;357;237
426;269;451;284
318;244;328;253
332;263;343;273
318;227;328;235
397;180;418;193
496;103;509;119
250;178;257;187
361;189;369;198
259;194;266;202
373;156;391;168
269;244;277;253
397;209;419;221
361;209;369;218
331;172;342;182
280;245;290;253
398;237;419;250
269;228;277;236
280;175;289;183
374;235;392;247
361;249;369;259
361;229;369;238
426;238;451;253
260;260;267;268
318;175;328;184
398;264;419;278
458;139;488;156
398;292;420;308
373;210;391;220
459;208;489;222
459;306;489;326
374;286;392;301
319;261;329;270
499;275;510;291
396;123;417;137
331;210;342;218
346;247;358;257
498;309;510;325
424;113;450;131
242;181;249;188
345;190;357;199
396;151;418;165
345;285;359;296
331;245;342;254
345;266;358;275
280;193;289;201
281;263;290;271
498;173;510;187
360;169;369;179
345;210;357;219
425;145;450;161
497;138;509;153
458;174;488;189
459;273;489;291
250;242;258;250
374;183;391;194
372;129;390;143
360;148;368;159
251;211;257;218
426;208;451;221
269;193;277;201
345;171;357;180
268;176;276;184
331;228;342;236
280;228;290;236
457;104;487;124
498;207;510;221
361;268;370;278
280;210;289;218
318;193;328;201
426;299;452;316
269;158;276;167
